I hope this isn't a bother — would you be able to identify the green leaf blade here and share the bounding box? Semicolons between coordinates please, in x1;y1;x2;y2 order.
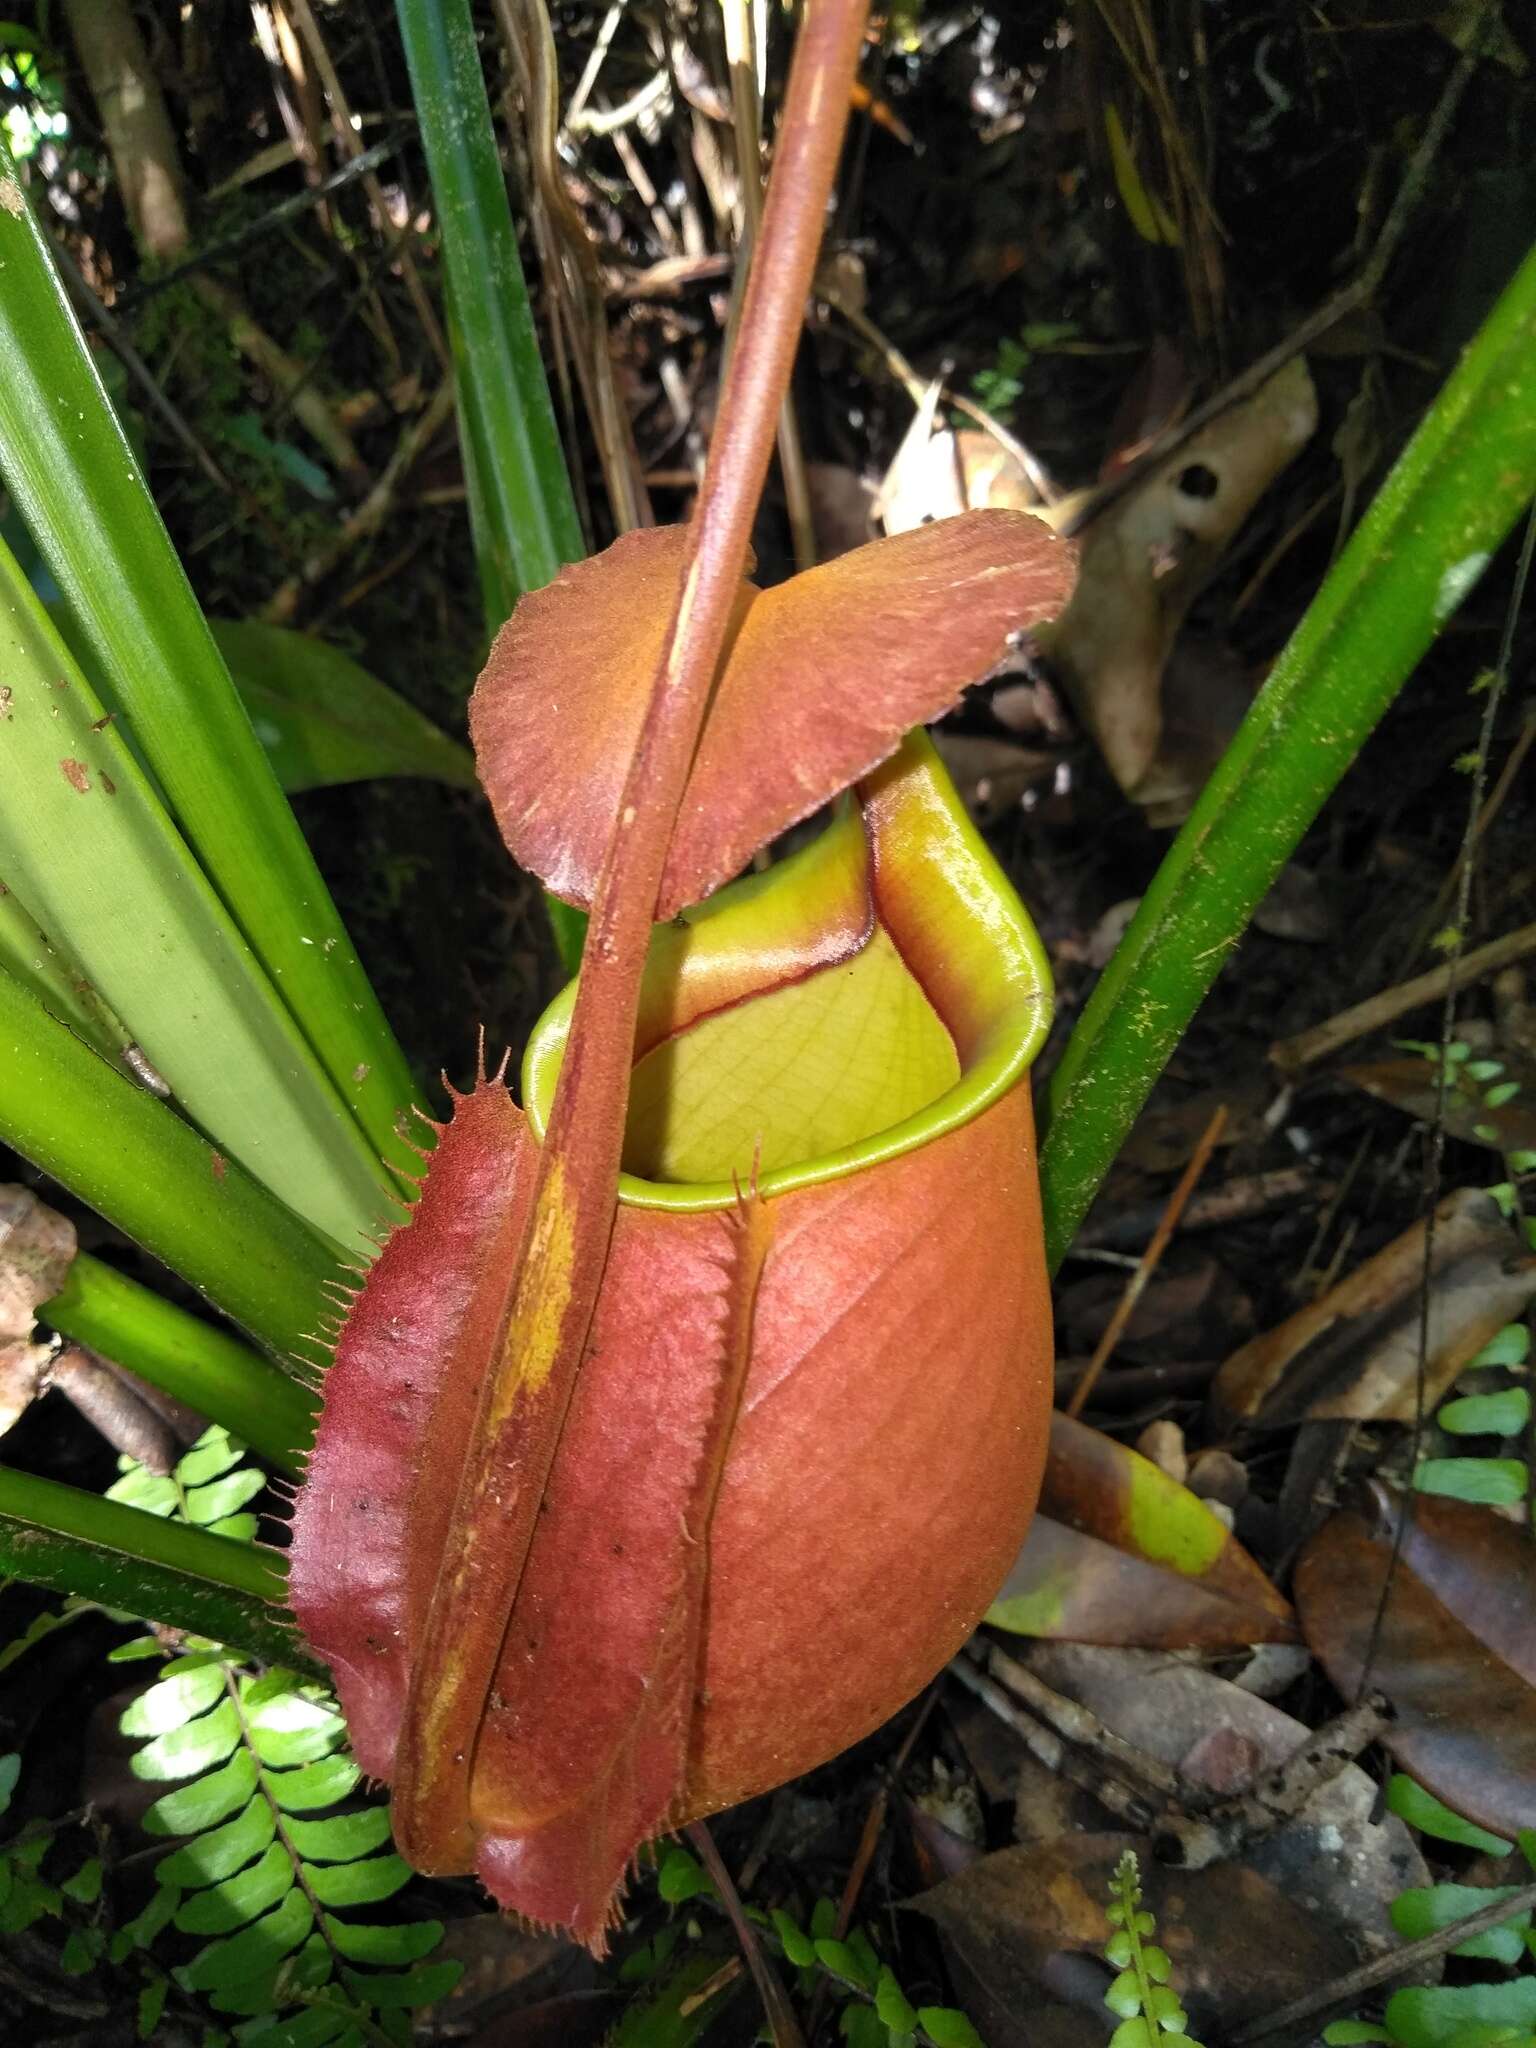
0;139;419;1178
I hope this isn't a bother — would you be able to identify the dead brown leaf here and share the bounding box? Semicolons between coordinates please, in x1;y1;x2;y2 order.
988;1415;1296;1649
1296;1482;1536;1836
1341;1055;1536;1156
0;1184;76;1436
1041;357;1317;813
909;1831;1360;2048
875;384;1042;536
1212;1188;1536;1425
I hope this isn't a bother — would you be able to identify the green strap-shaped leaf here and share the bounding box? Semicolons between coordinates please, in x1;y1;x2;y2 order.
210;619;478;795
0;970;340;1364
396;0;588;971
394;0;583;629
0;1467;306;1672
0;136;418;1182
0;537;391;1247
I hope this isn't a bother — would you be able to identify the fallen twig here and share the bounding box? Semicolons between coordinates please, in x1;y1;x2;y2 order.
687;1822;805;2048
262;378;457;624
1155;1694;1391;1870
1270;920;1536;1071
116;134;405;308
983;1643;1185;1803
1054;1358;1218;1410
1079;1168;1313;1252
948;1649;1161;1833
1064;1103;1228;1417
1228;1875;1536;2046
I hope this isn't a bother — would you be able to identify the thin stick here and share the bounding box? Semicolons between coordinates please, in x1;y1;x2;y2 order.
1230;1875;1536;2046
495;0;650;535
688;1822;806;2048
800;1689;938;2044
1064;1103;1228;1418
946;1653;1158;1832
985;1643;1184;1802
820;283;1061;504
1422;707;1536;935
261;379;457;623
1269;920;1536;1071
119;134;405;307
834;1689;939;1938
1078;1166;1310;1252
1154;1694;1391;1870
284;0;449;367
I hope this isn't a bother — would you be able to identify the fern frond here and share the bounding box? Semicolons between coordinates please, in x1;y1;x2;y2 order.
109;1426;460;2035
1102;1849;1206;2048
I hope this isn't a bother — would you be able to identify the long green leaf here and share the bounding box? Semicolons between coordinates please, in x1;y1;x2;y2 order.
1040;240;1536;1269
210;620;477;794
0;139;417;1179
0;968;340;1364
395;0;583;628
0;1468;306;1668
42;1254;317;1474
0;541;390;1247
396;0;586;970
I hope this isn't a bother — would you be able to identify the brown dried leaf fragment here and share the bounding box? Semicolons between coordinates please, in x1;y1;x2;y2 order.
0;1185;77;1436
1296;1483;1536;1835
1212;1188;1536;1425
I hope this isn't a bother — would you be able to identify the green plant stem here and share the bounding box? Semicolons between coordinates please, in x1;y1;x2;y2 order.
0;1467;307;1668
0;968;341;1366
0;139;417;1184
396;0;584;629
41;1255;317;1475
1040;239;1536;1270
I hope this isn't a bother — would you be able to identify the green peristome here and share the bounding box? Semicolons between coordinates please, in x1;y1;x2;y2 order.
522;732;1053;1213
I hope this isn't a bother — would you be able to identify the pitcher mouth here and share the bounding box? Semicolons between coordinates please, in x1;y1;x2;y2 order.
520;731;1054;1215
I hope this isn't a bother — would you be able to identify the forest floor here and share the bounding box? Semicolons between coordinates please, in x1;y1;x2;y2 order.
2;4;1535;2044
